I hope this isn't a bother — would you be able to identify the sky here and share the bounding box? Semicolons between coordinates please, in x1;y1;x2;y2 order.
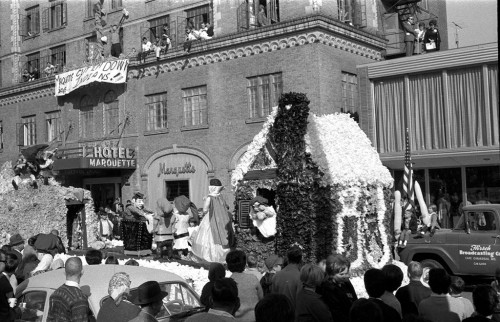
445;0;498;49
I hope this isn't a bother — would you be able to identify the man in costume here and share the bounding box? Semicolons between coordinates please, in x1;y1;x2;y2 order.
153;198;175;260
122;192;154;256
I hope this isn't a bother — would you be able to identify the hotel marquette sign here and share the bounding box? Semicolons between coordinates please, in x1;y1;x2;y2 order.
85;146;136;169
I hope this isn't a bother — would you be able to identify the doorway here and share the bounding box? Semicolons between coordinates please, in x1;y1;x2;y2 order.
83;177;122;211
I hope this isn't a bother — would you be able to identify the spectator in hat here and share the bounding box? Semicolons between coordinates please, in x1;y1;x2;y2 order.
9;234;24;261
317;253;358;321
200;262;226;309
191;178;235;263
186;278;240;322
226;250;263;321
260;254;283;296
29;230;65;258
129;281;168;322
97;272;140;322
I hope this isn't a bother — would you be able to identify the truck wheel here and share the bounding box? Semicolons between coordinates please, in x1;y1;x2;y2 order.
420;259;443;270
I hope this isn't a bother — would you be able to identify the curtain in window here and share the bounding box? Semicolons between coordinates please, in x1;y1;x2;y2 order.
373;78;405;153
487;65;499;146
408;72;446;150
448;67;485;148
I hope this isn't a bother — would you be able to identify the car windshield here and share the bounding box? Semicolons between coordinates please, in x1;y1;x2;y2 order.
100;282;201;319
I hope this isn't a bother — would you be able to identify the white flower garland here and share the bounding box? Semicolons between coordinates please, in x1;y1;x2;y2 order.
336;185;391;269
307;113;393;188
231;106;279;189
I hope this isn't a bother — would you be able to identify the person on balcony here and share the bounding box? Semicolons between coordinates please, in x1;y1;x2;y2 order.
22;69;31;82
198;22;212;40
423;19;441;53
402;16;418;57
140;37;152;63
31;67;39;80
183;27;198;53
44;62;56;77
257;5;269;27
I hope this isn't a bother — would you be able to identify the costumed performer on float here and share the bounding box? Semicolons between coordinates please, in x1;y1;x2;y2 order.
249;196;276;238
172;195;199;260
153;198;175;260
123;192;155;253
191;178;235;263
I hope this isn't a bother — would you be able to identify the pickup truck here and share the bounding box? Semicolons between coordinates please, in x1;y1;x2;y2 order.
398;204;500;278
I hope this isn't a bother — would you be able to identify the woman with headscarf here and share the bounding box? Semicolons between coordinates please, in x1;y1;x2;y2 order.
191;178;235;263
97;272;140;322
200;262;226;309
30;253;53;277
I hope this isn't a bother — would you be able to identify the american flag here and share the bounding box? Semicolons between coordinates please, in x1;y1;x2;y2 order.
403;128;415;210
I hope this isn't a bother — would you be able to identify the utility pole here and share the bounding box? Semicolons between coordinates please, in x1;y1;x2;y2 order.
451;21;463;48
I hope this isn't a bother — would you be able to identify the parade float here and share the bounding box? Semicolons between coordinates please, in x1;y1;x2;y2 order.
0;160;99;249
233;92;394;273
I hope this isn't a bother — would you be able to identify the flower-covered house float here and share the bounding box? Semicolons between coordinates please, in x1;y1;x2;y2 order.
232;92;394;273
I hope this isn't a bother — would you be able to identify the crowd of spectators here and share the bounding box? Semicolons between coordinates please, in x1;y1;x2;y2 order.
1;231;500;321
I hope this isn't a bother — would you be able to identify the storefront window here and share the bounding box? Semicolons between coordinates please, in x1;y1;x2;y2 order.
393;169;425;200
466;166;500;204
428;168;462;229
166;180;189;201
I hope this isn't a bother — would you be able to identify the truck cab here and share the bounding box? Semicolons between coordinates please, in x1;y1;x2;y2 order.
398;204;500;278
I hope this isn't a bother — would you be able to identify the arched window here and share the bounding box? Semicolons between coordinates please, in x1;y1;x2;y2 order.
104;90;119;136
80;95;94;138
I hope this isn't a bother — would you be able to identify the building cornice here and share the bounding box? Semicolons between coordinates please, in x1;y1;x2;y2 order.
128;14;386;78
0;81;54;106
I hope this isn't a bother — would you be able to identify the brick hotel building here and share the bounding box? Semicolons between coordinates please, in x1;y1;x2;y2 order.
3;0;493;214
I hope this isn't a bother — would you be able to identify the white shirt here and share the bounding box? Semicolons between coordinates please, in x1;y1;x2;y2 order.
142;41;152;51
65;280;80;288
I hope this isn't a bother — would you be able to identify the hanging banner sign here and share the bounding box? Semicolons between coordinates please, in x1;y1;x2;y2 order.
54;59;129;96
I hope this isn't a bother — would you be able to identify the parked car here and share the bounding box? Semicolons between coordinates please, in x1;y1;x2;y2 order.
14;264;204;322
398;204;500;279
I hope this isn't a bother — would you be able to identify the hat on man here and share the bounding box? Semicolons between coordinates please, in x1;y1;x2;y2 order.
265;255;283;270
209;178;222;186
132;192;144;200
9;233;24;246
132;281;168;305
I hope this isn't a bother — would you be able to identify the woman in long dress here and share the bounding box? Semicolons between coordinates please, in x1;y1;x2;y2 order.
191;178;234;263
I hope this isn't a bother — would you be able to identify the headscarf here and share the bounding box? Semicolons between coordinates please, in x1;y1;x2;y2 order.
208;186;223;196
32;253;53;274
208;262;226;282
108;272;132;305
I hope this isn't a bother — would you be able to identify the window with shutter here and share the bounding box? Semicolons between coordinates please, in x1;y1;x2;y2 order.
17;123;24;147
238;200;252;228
19;14;27;39
42;8;49;32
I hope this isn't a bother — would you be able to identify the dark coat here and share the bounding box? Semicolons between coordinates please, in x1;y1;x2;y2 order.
317;279;358;322
395;280;431;317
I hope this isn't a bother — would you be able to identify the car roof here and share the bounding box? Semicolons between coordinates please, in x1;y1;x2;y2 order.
463;204;500;211
17;264;187;313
